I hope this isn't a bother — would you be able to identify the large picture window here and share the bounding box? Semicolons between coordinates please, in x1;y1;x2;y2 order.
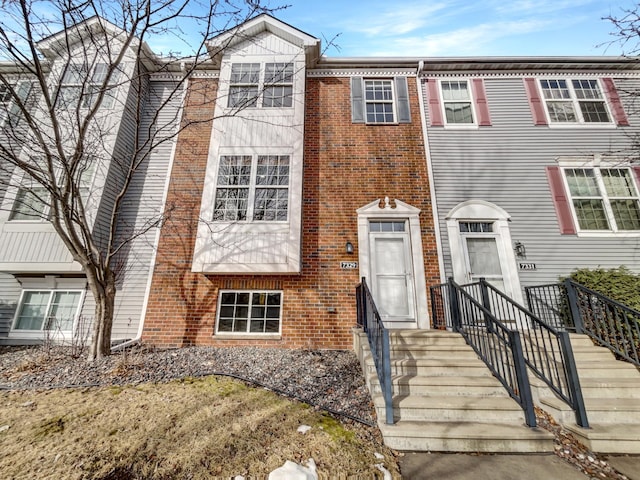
540;79;611;124
213;154;289;222
563;167;640;231
216;291;282;334
13;290;82;332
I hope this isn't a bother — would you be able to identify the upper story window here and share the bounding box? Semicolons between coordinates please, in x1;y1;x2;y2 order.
540;79;611;124
351;76;411;124
564;167;640;232
0;84;11;108
364;79;395;123
9;186;50;221
213;154;289;222
440;80;474;124
424;78;491;127
227;62;293;109
57;62;118;110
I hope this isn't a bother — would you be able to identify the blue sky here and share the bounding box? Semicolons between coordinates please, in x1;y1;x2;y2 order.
263;0;638;57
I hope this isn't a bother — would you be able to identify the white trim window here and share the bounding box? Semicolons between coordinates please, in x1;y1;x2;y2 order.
227;62;293;109
440;80;474;124
539;79;611;124
213;154;289;222
563;167;640;232
12;289;83;332
9;186;50;221
364;79;395;123
57;62;118;110
216;291;283;334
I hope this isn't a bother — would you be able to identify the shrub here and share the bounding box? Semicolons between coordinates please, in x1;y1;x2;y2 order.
566;266;640;311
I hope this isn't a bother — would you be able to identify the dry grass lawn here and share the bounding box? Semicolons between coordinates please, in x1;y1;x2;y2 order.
0;376;399;479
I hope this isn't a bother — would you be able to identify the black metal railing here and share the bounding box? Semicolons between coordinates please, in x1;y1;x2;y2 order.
431;278;537;427
567;280;640;367
525;283;573;331
356;278;394;425
526;279;640;368
465;279;588;427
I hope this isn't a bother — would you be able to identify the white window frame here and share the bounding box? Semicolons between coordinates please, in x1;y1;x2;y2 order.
539;78;613;126
212;153;290;223
446;200;523;304
364;79;396;124
215;290;283;337
439;79;477;126
10;288;85;338
227;62;294;110
560;162;640;235
8;185;51;222
57;62;118;110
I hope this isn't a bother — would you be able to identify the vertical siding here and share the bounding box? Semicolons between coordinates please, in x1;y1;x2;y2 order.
424;75;640;289
110;78;182;340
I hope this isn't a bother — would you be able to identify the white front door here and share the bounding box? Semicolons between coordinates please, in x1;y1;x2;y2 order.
460;221;507;293
369;221;416;324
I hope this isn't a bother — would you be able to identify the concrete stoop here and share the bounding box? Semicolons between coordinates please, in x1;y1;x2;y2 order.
531;333;640;454
353;329;554;453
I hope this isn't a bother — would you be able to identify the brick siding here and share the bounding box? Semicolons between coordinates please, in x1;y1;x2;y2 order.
143;75;441;349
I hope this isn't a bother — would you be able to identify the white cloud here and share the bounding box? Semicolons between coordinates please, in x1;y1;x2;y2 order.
366;19;552;56
340;1;451;37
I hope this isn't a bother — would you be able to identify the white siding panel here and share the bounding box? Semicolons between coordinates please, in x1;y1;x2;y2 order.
424;76;640;290
110;79;182;340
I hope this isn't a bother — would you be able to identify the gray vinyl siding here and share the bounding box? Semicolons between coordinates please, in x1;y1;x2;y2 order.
425;75;640;290
110;78;182;340
0;273;20;339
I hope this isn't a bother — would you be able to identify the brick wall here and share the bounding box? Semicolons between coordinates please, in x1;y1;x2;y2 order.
143;75;440;349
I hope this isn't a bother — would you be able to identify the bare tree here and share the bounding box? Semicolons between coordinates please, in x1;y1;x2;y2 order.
0;0;281;360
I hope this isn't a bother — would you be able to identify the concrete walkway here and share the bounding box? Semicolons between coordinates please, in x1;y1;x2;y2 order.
398;452;640;479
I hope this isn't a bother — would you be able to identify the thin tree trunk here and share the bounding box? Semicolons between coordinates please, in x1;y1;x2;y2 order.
87;270;116;361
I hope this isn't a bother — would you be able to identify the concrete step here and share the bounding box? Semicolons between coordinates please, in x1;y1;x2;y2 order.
387;345;480;360
574;361;640;378
578;377;640;399
369;374;510;397
541;396;640;424
364;357;494;376
387;330;467;345
373;394;526;423
564;423;640;454
379;421;554;452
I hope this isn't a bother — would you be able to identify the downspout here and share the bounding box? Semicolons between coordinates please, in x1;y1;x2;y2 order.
112;74;188;351
416;61;446;283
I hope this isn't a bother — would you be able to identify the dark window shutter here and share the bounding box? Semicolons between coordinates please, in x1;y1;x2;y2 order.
425;78;444;126
546;166;576;234
524;78;548;126
601;77;630;126
395;76;411;123
471;79;491;126
351;76;365;123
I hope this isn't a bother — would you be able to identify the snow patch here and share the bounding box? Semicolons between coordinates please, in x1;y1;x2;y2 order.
268;458;317;480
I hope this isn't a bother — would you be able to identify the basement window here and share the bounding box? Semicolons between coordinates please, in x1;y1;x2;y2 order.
216;291;282;334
